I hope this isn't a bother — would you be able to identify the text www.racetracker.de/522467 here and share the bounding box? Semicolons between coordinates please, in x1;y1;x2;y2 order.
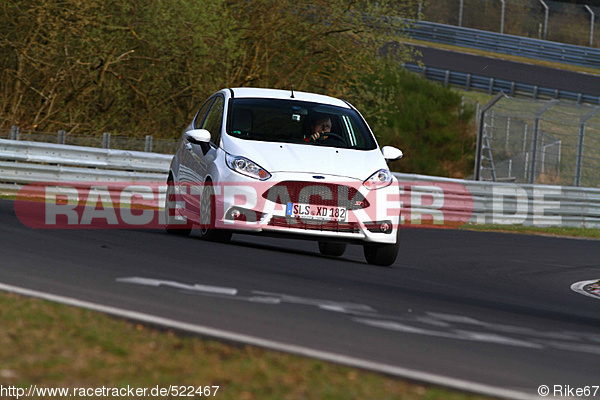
1;385;220;398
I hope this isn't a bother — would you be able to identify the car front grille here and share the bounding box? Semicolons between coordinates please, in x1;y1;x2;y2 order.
267;216;360;234
262;181;369;210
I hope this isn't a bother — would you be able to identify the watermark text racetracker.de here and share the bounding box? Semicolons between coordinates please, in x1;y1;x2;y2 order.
538;384;599;397
13;180;566;229
0;384;219;398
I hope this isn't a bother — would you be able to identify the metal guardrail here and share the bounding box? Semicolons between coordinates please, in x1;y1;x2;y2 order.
394;172;600;229
405;20;600;69
0;161;168;184
3;126;180;154
0;139;598;229
0;139;173;173
0;139;171;185
404;63;600;105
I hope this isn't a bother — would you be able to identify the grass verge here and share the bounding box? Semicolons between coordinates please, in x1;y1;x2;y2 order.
459;223;600;239
0;291;491;400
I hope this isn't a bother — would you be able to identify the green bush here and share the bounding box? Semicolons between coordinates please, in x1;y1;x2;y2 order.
351;66;476;178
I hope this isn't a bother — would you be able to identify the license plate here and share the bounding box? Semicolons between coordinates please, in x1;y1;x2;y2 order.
286;203;347;222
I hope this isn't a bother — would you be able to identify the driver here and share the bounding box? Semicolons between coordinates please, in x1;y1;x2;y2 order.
307;114;332;142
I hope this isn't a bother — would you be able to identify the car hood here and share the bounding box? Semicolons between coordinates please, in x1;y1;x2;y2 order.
222;136;388;181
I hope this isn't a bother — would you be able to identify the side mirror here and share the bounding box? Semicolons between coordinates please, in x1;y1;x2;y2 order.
185;129;211;145
382;146;403;162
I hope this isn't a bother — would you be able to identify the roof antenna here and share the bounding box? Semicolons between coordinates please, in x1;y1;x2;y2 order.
286;62;295;98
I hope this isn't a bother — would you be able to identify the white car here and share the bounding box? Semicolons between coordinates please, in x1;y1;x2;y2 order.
165;88;403;266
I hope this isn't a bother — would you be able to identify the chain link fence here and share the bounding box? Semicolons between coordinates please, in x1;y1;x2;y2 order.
1;126;179;155
420;0;600;47
475;97;600;188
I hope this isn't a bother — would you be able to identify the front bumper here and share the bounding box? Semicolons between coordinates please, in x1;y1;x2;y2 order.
213;172;401;244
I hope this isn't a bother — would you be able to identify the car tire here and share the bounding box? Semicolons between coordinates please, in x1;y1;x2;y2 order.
363;229;400;267
318;241;347;257
165;177;192;236
199;182;232;243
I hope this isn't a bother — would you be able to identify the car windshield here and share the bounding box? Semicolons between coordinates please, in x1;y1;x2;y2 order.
227;98;377;150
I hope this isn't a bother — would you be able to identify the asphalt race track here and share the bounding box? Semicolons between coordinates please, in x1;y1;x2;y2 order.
1;199;599;399
411;44;600;96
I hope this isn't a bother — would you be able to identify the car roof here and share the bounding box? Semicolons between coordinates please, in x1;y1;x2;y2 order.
228;87;350;108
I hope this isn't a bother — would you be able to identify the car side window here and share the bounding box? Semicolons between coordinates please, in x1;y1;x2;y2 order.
202;96;225;147
194;98;215;129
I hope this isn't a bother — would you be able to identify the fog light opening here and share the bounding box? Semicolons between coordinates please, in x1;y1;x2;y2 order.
379;222;391;233
366;220;393;234
226;207;262;223
231;209;242;220
226;207;246;221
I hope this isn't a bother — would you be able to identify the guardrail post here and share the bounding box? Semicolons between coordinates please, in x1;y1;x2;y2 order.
57;130;66;145
577;93;582;105
444;70;450;87
533;86;538;100
10;125;19;140
465;73;471;91
145;135;153;152
488;78;495;95
474;92;505;181
458;0;464;27
574;106;600;186
510;82;515;97
422;66;427;78
102;132;111;149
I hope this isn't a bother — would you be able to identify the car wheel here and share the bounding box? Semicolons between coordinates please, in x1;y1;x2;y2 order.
318;241;347;257
165;177;192;236
363;229;400;267
199;182;232;243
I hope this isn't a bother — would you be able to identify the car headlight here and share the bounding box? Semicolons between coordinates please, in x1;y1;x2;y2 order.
225;153;271;180
363;169;393;190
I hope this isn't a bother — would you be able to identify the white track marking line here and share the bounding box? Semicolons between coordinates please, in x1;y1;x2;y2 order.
116;276;237;296
0;281;540;400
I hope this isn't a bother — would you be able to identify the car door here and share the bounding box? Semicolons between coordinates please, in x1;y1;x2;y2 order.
184;95;225;218
178;97;215;218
